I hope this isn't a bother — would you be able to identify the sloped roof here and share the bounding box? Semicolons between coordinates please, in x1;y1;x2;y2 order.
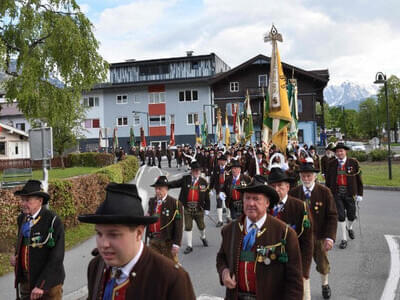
0;102;23;117
210;54;329;84
0;122;28;137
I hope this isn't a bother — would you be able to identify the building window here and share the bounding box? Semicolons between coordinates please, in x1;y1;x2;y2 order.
139;64;169;76
298;99;303;113
149;92;165;104
258;74;268;87
230;82;239;92
191;61;199;69
298;129;304;144
133;95;140;103
117;117;128;127
133;115;141;126
83;96;99;107
84;119;100;128
149;115;166;127
0;142;5;155
187;113;199;125
179;90;198;102
16;123;26;131
116;95;128;104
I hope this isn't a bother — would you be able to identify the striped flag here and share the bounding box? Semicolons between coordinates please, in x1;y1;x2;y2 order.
288;78;299;141
140;127;146;148
243;90;254;143
265;26;292;152
225;112;230;145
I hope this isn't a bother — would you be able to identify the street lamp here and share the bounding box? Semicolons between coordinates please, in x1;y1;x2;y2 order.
132;110;150;138
374;72;392;180
203;104;218;144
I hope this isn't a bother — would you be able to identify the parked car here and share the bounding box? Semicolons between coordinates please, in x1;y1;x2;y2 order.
345;141;366;151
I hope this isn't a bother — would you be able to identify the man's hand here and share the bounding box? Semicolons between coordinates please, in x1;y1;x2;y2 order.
222;268;237;289
218;192;226;201
30;287;44;300
324;239;333;251
356;195;363;202
204;210;210;216
10;255;17;266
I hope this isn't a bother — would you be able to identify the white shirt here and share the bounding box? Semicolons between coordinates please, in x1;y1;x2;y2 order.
246;213;267;233
337;157;347;166
31;207;42;219
303;182;316;194
115;241;144;285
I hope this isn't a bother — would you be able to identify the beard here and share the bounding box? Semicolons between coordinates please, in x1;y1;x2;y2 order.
301;179;315;188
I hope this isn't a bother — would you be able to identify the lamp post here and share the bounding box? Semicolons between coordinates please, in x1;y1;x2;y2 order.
132;110;150;138
203;104;218;144
374;72;392;180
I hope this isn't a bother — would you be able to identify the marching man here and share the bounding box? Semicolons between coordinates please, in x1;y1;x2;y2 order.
147;176;183;262
325;142;363;249
168;161;210;254
290;160;338;299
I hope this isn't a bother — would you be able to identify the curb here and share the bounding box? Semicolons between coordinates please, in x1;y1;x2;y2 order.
364;185;400;191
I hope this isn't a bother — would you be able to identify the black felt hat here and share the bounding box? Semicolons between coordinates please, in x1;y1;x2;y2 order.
332;141;350;151
218;155;227;161
267;167;295;184
234;175;279;208
14;180;50;204
190;161;202;170
150;176;169;187
325;142;335;151
78;183;158;225
230;159;242;168
298;162;320;173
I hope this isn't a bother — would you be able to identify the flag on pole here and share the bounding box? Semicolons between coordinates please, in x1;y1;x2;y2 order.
169;123;175;146
216;108;223;142
232;104;238;137
112;127;119;153
288;78;299;141
265;25;292;152
225;112;230;145
262;87;272;150
195;121;202;145
140;127;146;148
129;127;135;147
243;90;254;143
201;111;208;145
99;128;103;149
235;104;241;144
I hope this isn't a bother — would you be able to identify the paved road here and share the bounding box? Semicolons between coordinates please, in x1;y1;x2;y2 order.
1;160;399;300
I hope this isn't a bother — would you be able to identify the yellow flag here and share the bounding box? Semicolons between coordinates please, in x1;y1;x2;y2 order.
225;113;230;146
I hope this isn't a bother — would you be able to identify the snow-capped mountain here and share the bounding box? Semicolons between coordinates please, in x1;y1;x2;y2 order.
324;81;378;109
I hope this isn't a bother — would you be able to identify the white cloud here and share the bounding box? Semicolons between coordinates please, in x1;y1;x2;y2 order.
89;0;400;85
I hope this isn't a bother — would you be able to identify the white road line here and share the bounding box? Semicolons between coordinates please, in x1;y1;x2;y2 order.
381;235;400;300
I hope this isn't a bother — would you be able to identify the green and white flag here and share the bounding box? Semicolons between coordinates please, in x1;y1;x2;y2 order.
288;79;299;141
243;90;254;143
201;111;208;145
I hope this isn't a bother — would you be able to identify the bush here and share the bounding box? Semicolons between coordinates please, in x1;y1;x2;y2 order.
95;155;139;183
348;150;368;162
369;149;389;161
67;152;114;167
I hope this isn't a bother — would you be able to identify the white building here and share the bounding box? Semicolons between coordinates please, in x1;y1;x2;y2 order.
0;122;30;159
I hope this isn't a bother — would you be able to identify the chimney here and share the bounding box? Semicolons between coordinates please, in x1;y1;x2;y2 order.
186;51;194;57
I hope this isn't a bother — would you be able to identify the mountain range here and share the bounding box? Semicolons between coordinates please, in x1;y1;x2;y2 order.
324;81;378;110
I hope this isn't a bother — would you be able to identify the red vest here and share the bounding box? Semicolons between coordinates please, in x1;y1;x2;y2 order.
20;245;29;271
149;202;162;234
337;164;347;186
103;269;130;300
238;240;257;294
232;178;241;201
187;181;200;202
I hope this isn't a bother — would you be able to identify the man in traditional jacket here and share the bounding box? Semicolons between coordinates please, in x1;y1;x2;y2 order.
325;142;363;249
222;159;252;221
267;167;313;300
320;143;335;179
289;160;338;299
168;161;210;254
166;146;173;168
155;146;162;168
11;180;65;300
147;176;183;262
216;177;303;300
247;150;268;178
308;145;320;171
78;183;196;300
210;155;229;227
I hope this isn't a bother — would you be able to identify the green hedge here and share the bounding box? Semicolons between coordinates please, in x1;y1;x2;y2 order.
369;149;389;161
95;155;139;183
348;150;369;162
67;152;114;167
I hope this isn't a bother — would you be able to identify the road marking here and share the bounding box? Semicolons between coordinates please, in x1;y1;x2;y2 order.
381;235;400;300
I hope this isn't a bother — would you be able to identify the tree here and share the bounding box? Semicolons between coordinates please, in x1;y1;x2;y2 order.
358;97;379;139
376;75;400;143
0;0;107;158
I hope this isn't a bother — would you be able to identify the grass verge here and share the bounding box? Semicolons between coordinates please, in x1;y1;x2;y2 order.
32;167;99;180
360;161;400;187
0;223;95;277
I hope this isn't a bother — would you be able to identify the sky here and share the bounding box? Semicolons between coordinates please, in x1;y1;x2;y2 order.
76;0;400;86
